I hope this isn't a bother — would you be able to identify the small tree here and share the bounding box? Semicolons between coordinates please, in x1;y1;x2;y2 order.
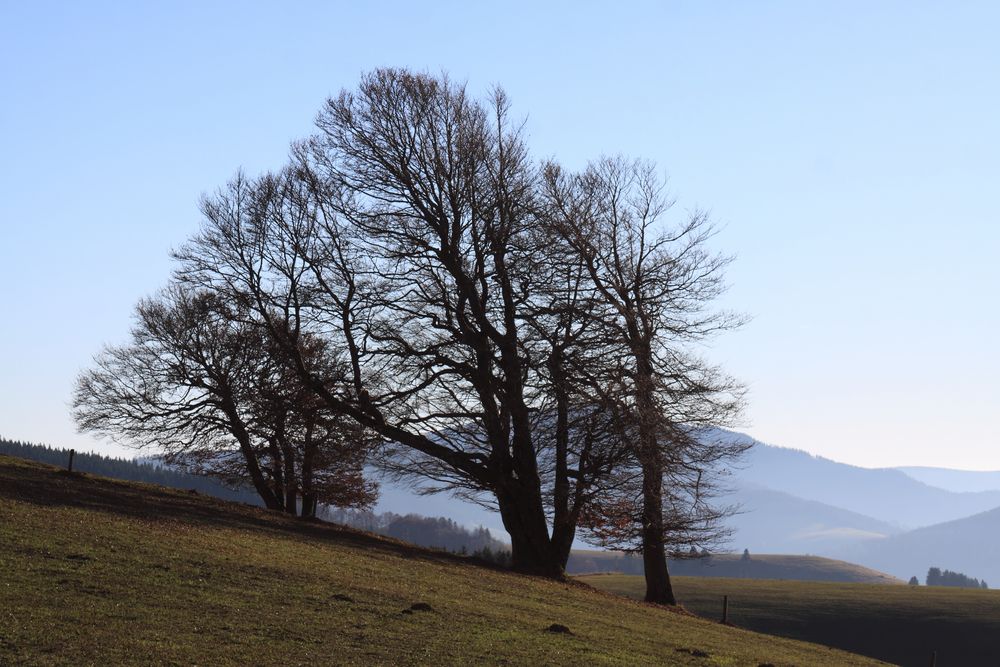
73;284;377;515
543;157;746;604
908;576;919;586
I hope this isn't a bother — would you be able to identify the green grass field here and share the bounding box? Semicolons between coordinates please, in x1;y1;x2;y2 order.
580;573;1000;666
0;455;883;666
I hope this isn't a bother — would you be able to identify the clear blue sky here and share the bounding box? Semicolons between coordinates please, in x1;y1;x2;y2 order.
2;1;998;469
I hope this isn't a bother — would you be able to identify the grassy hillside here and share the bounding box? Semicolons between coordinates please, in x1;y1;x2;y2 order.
0;455;882;666
581;574;1000;666
569;550;902;584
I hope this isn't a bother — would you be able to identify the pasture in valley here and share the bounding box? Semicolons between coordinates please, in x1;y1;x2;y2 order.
581;573;1000;666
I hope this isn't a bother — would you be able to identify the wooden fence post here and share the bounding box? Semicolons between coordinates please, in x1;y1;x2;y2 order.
721;595;729;624
67;449;75;473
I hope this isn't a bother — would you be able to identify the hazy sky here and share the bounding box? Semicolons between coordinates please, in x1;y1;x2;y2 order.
2;2;998;469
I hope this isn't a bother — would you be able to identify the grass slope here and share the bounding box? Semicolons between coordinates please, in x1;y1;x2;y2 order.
0;455;882;667
569;550;902;584
581;574;1000;666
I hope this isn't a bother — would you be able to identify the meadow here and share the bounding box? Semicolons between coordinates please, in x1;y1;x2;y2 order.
0;455;881;666
581;573;1000;666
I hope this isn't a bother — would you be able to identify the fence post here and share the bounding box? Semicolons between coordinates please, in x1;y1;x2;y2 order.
721;595;729;624
929;650;937;667
67;448;75;473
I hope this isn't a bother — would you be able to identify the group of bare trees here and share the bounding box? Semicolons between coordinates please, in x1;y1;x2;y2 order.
73;68;747;605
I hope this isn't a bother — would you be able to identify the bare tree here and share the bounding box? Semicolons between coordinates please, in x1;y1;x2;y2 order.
541;157;747;604
72;284;376;516
168;70;747;581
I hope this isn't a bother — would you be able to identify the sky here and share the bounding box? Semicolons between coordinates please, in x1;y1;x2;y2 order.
1;1;998;470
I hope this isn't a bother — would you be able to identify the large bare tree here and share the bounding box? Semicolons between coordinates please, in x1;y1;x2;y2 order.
166;69;747;582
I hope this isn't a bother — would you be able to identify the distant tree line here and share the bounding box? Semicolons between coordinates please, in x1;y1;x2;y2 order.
0;438;261;505
926;567;988;589
72;68;748;604
322;507;507;554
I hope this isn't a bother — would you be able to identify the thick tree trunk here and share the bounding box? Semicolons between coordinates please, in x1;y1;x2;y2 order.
301;494;316;519
496;483;564;579
241;450;282;511
641;458;676;605
551;519;577;571
635;343;677;605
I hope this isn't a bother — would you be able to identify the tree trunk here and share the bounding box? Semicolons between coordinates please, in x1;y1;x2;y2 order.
496;483;564;579
282;441;297;515
300;428;316;518
267;438;286;512
220;397;282;511
635;343;677;605
641;457;676;605
301;494;316;519
549;347;577;569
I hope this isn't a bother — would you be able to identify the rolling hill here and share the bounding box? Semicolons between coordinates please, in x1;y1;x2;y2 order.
568;550;901;584
0;455;879;666
724;484;901;554
844;505;1000;586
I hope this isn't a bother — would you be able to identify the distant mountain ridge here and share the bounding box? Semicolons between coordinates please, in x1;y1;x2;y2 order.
719;429;1000;529
704;429;1000;584
892;466;1000;494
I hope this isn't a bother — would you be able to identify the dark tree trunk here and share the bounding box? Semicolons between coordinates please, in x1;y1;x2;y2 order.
301;494;316;518
551;515;578;570
242;450;282;511
282;441;297;515
300;428;316;518
267;438;286;512
220;397;283;511
549;347;578;568
641;458;676;605
635;342;677;605
496;483;564;579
